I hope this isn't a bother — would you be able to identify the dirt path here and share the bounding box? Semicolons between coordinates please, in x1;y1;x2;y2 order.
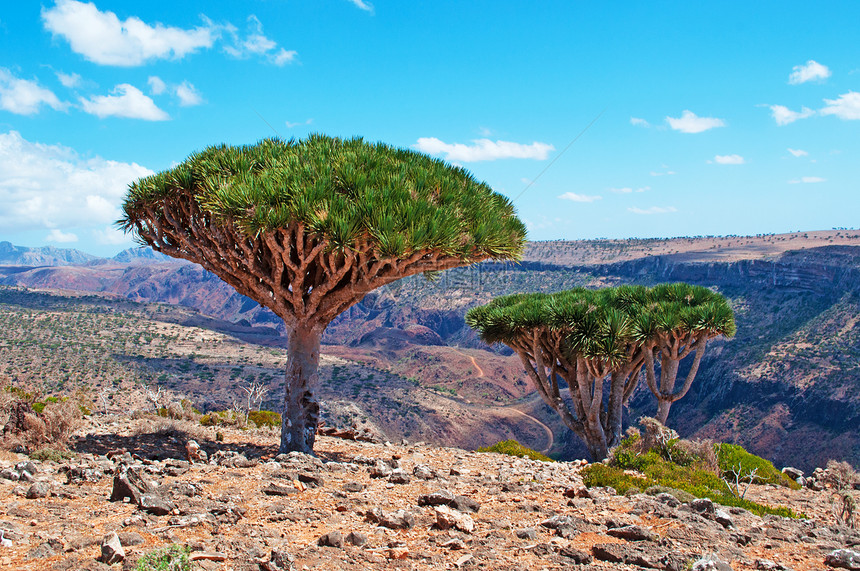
451;348;484;378
504;408;554;454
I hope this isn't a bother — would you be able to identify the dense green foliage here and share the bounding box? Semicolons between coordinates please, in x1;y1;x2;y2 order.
120;134;526;261
466;283;735;355
717;443;800;489
581;436;802;518
477;439;554;462
247;409;281;428
135;544;191;571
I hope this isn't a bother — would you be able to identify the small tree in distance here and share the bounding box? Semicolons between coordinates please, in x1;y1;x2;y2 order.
466;284;734;460
120;134;527;454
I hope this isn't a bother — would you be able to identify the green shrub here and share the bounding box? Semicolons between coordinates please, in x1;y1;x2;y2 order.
645;485;696;503
716;443;800;489
135;544;191;571
29;448;75;463
247;410;280;428
477;440;554;462
32;402;47;414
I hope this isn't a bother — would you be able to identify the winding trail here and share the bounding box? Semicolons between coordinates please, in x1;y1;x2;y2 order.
505;408;554;454
450;348;485;378
450;347;553;454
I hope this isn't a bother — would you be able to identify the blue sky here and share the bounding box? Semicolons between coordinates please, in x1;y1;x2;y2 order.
1;1;858;256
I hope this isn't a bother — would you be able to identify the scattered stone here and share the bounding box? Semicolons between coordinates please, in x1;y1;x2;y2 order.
209;450;255;468
318;531;344;548
559;545;592;564
515;527;537;540
825;549;860;570
189;552;228;562
690;498;716;515
782;467;804;481
117;532;145;547
692;554;733;571
342;482;365;492
297;472;324;488
98;532;124;564
455;554;474;567
345;531;368;546
714;509;734;529
138;493;175;516
418;490;456;507
606;524;654;541
185;440;206;463
435;505;475;533
655;492;681;507
25;481;50;499
440;538;467;550
262;483;298;496
109;465;151;504
369;460;392;478
366;508;415;529
388;470;411;484
413;464;436;480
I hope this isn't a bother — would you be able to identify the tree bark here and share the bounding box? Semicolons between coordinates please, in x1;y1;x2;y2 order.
280;324;323;454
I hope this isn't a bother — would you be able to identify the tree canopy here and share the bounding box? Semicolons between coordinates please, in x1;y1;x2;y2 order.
119;134;527;453
466;283;735;460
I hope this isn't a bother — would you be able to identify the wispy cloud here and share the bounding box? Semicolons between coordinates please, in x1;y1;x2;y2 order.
147;76;167;95
787;148;808;157
223;15;297;66
414;137;554;162
558;192;602;203
788;176;826;184
347;0;374;13
711;154;745;165
666;110;725;133
630;117;650;127
650;168;676;177
769;104;814;126
42;0;217;66
820;92;860;120
0;68;67;115
628;206;678;215
175;81;203;106
285;118;313;128
46;228;78;243
609;186;649;194
55;70;81;88
0;130;152;240
80;84;169;120
789;60;831;84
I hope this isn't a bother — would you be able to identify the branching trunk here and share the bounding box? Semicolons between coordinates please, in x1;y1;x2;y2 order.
281;323;323;454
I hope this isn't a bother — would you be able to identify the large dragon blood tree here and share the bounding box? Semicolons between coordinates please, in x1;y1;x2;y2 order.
119;134;527;453
466;284;735;460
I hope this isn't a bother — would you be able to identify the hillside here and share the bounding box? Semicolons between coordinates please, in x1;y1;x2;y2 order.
1;230;859;471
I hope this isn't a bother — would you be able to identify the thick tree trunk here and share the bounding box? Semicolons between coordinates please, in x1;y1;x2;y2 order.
280;324;323;454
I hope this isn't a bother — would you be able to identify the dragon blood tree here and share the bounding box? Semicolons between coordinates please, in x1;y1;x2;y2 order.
119;135;527;453
466;284;734;460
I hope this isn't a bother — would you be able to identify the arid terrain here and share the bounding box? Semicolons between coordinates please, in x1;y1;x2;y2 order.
0;415;858;571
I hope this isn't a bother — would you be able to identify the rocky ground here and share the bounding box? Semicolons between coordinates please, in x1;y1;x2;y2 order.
0;416;858;571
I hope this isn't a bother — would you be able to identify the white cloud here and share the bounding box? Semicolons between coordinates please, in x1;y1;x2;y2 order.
630;117;650;127
558;192;601;203
711;154;745;165
347;0;374;12
650;169;676;177
666;110;725;133
628;206;677;215
80;84;169;120
46;228;78;243
787;148;808;157
55;71;81;88
147;75;167;95
414;137;554;162
93;225;132;245
769;104;814;126
788;60;831;84
609;186;649;194
223;15;297;66
175;81;203;106
285;118;313;128
42;0;218;66
0;130;153;236
0;68;67;115
788;176;826;184
820;92;860;120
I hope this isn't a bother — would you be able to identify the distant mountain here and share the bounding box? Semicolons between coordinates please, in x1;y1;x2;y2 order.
0;241;99;267
111;247;177;264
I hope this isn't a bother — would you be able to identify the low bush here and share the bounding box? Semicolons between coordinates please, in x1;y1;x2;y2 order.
477;440;554;462
135;544;191;571
247;410;280;428
716;443;800;489
30;448;75;463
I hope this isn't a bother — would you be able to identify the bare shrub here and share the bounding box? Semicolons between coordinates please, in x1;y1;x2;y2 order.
675;438;719;473
133;418;208;441
1;398;80;451
825;460;859;490
42;399;82;447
